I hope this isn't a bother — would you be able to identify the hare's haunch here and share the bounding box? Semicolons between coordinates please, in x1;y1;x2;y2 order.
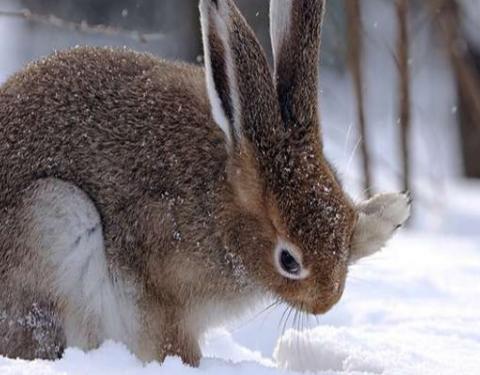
0;0;410;366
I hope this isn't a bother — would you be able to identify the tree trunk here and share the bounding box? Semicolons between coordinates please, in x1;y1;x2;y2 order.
396;0;412;193
429;0;480;178
20;0;202;62
345;0;373;197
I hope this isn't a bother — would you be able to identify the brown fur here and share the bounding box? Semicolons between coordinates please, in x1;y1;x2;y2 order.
0;0;387;367
203;0;356;313
0;47;244;364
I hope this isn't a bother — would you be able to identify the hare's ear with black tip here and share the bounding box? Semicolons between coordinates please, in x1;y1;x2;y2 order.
270;0;326;140
200;0;279;150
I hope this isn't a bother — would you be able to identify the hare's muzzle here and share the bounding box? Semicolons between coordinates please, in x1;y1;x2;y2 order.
304;265;347;315
310;280;345;315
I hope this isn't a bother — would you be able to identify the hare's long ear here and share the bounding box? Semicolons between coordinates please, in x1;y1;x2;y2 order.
200;0;279;150
270;0;325;140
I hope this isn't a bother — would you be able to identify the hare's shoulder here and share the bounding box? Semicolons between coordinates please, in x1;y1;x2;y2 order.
2;47;206;100
1;46;213;142
0;46;224;209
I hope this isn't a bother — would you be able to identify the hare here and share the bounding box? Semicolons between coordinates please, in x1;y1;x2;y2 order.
0;0;411;367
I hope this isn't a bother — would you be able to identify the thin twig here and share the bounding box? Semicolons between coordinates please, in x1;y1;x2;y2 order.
346;0;373;198
396;0;412;194
0;9;164;43
428;0;480;177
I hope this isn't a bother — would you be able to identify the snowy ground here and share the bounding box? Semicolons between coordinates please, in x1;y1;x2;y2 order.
1;182;479;374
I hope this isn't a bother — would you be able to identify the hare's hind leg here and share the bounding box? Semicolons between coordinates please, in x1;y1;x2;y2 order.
0;290;65;359
0;178;115;359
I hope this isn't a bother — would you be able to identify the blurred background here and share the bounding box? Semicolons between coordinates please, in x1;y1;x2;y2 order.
0;0;479;233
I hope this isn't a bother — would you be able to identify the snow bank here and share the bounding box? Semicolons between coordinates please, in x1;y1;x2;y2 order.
1;230;479;375
274;232;480;375
0;342;278;375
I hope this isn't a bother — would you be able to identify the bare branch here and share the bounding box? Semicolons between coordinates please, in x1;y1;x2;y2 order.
395;0;412;195
428;0;480;127
345;0;373;198
0;9;165;43
428;0;480;177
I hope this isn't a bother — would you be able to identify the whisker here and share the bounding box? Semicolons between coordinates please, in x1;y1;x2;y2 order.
343;120;355;160
299;304;307;367
293;307;301;368
278;304;290;333
282;306;295;337
345;135;362;178
256;299;282;331
231;299;280;332
302;310;317;366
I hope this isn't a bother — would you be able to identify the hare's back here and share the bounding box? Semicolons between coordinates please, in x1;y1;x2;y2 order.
0;47;227;214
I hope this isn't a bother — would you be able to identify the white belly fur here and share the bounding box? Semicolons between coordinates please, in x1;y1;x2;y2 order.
27;179;139;351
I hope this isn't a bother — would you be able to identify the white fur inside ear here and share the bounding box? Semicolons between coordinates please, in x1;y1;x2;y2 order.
350;192;411;264
274;239;310;280
199;0;241;146
200;0;231;144
270;0;293;67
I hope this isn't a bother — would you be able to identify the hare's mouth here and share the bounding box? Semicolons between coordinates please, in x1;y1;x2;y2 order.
284;283;345;316
309;295;342;315
280;296;338;317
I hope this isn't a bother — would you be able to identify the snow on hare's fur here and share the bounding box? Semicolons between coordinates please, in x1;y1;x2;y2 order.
0;0;410;366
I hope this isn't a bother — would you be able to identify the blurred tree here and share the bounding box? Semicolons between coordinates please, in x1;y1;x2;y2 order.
21;0;201;61
17;0;348;68
346;0;373;197
396;0;412;193
429;0;480;178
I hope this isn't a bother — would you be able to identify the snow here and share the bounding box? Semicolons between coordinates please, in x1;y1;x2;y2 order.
1;222;479;374
276;232;480;374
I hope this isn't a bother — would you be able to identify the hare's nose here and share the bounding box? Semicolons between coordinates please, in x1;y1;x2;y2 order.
311;284;344;314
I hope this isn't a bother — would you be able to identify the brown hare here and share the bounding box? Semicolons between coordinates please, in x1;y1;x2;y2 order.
0;0;410;367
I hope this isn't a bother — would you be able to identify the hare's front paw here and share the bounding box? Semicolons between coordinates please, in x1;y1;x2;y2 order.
350;192;412;263
363;192;412;230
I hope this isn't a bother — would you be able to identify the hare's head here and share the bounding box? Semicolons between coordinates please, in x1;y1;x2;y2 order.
200;0;411;314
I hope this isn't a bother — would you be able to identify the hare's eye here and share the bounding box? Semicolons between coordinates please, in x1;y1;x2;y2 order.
280;249;300;275
274;241;310;280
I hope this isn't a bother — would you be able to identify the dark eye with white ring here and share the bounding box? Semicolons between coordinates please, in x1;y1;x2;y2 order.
274;241;310;280
279;249;300;275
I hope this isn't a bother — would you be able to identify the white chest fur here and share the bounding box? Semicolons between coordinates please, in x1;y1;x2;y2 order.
187;291;262;341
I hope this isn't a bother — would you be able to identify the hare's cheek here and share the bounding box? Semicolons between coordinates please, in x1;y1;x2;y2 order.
273;239;310;281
